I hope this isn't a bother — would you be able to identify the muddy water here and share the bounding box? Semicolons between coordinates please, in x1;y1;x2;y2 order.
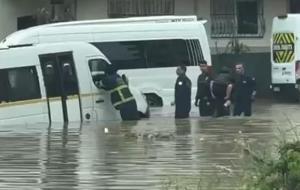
0;102;298;190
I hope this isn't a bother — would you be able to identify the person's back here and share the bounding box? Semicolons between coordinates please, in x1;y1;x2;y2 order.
211;66;233;117
212;67;232;98
101;65;139;120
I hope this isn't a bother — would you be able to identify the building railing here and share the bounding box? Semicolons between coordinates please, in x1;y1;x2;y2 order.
211;14;265;38
108;0;174;18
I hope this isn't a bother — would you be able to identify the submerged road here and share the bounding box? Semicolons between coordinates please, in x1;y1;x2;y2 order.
0;100;299;189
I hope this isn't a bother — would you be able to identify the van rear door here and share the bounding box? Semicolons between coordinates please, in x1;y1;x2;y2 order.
39;52;82;123
272;32;296;84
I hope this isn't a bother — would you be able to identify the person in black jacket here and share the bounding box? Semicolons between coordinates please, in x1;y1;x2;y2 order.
211;66;234;117
174;65;192;119
195;62;214;116
100;65;139;121
233;63;256;116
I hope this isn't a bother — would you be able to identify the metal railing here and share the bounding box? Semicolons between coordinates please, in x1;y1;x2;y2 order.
108;0;174;18
211;13;265;38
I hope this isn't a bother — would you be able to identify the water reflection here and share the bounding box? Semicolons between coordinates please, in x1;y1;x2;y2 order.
40;123;80;190
174;119;193;175
0;113;284;189
175;119;191;136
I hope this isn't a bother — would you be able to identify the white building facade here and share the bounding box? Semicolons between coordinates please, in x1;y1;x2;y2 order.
0;0;297;54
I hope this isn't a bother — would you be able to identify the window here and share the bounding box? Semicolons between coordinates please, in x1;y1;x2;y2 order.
93;42;147;70
58;54;79;96
92;39;203;69
211;0;265;38
88;59;109;87
0;67;41;103
145;40;190;67
108;0;174;18
17;15;37;30
187;40;205;66
40;52;79;97
290;0;300;13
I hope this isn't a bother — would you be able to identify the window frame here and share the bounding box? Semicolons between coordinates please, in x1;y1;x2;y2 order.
210;0;265;38
92;39;204;70
88;58;109;88
0;66;41;103
107;0;175;18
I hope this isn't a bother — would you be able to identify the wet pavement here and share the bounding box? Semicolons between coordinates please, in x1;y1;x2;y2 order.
0;100;299;189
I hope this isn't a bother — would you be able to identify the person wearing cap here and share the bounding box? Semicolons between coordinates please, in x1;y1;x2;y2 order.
195;61;215;116
174;65;192;119
100;64;139;121
210;66;234;117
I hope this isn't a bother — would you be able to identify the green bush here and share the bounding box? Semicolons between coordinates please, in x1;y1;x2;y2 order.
243;141;300;190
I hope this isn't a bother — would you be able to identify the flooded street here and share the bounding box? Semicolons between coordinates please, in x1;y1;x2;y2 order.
0;100;299;189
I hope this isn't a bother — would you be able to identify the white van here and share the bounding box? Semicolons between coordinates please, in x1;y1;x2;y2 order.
0;42;148;125
0;15;211;106
271;14;300;100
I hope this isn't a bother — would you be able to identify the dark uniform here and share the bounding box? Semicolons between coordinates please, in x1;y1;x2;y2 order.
233;75;256;116
175;75;192;119
211;71;233;117
102;72;139;121
195;72;214;116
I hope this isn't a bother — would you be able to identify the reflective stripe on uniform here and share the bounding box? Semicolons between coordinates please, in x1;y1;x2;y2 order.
109;84;134;108
109;85;127;98
112;96;135;107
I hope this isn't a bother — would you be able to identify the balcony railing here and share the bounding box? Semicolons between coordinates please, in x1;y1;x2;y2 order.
211;14;265;38
108;0;174;18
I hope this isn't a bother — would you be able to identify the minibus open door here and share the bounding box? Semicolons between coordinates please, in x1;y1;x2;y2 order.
39;52;82;123
87;57;120;120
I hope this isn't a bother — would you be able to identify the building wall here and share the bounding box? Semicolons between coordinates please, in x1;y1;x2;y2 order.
76;0;289;54
0;0;288;54
76;0;108;20
193;0;288;54
0;0;44;41
174;0;195;15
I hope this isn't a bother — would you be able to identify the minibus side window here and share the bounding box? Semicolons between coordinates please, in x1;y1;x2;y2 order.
187;40;196;65
187;40;205;65
0;70;10;103
59;55;79;96
92;39;191;69
88;59;109;88
92;42;147;70
0;66;41;102
146;39;190;68
192;40;205;65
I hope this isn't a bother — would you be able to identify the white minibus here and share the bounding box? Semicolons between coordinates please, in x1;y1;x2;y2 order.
1;15;211;106
0;42;148;125
271;14;300;100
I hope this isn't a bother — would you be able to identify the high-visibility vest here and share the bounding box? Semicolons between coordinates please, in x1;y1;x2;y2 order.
109;83;135;109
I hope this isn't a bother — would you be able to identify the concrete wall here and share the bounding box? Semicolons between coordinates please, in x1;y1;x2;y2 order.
79;0;289;54
174;0;195;15
0;0;45;41
196;0;287;54
0;0;289;53
76;0;108;20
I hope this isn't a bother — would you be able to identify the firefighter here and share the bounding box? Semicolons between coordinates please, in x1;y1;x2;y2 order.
233;63;256;116
211;66;234;117
174;65;192;119
100;64;139;121
195;62;214;116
